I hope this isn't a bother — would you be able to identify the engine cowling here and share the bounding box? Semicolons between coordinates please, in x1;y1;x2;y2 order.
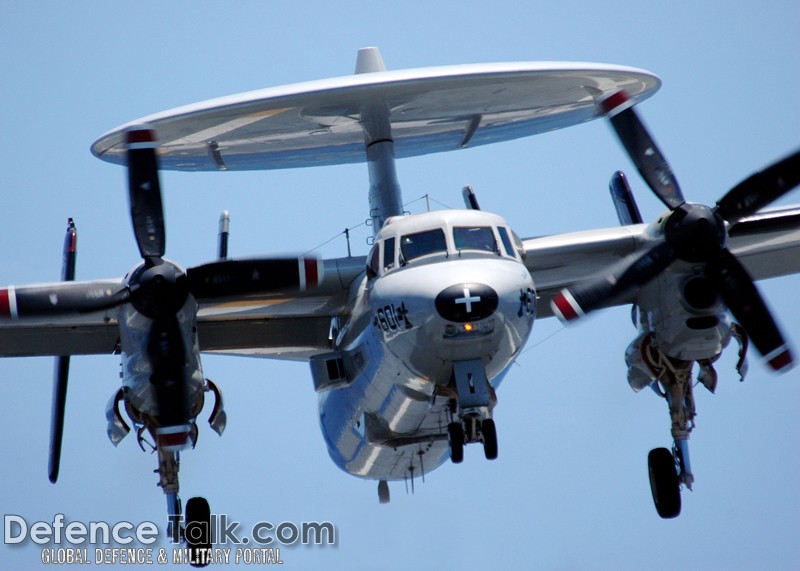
636;267;733;362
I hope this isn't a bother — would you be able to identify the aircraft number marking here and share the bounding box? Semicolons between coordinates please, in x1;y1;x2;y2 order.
375;302;412;332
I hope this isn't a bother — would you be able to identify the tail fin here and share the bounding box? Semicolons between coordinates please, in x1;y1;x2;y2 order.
609;171;643;225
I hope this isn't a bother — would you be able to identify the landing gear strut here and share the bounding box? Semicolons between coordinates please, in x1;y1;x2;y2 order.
161;450;212;566
644;350;696;519
631;327;750;518
446;359;498;462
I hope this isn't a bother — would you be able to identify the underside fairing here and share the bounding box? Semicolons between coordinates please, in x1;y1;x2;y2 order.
318;323;453;481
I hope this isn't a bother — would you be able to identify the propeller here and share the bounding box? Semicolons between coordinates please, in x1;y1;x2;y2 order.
551;90;800;372
2;125;322;483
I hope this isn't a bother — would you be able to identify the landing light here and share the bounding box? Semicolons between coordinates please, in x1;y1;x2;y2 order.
444;319;495;338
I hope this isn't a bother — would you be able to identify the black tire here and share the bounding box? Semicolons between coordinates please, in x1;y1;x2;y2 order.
378;480;390;504
481;418;498;460
185;496;211;568
448;422;464;464
648;448;681;519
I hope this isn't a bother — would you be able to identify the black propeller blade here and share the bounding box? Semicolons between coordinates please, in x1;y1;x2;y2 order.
551;239;677;321
147;313;190;427
708;249;793;371
187;257;322;299
552;91;800;372
127;126;166;260
0;281;130;319
716;149;800;224
599;90;685;210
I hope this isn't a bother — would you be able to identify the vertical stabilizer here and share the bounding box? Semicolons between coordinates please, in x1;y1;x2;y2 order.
609;171;644;225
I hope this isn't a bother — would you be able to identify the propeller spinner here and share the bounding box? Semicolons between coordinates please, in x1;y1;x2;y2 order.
551;90;799;372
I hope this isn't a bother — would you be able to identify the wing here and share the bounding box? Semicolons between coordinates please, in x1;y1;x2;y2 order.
197;256;364;360
525;206;800;318
0;257;365;359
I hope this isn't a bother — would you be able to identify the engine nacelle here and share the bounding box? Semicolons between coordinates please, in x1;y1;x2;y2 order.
638;269;733;362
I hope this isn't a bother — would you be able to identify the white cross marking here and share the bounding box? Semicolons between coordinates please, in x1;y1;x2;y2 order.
455;287;481;313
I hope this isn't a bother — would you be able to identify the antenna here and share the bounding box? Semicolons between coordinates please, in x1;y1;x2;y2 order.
462;185;481;210
218;211;230;260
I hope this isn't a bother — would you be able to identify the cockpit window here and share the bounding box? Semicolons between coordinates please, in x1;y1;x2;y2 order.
383;237;396;270
366;243;380;279
400;229;447;262
453;226;497;253
497;226;516;258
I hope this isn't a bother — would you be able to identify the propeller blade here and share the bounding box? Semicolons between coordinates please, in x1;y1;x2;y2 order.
147;314;190;427
187;257;323;299
707;248;793;372
715;149;800;224
599;90;685;210
0;281;129;318
551;239;677;323
126;126;166;260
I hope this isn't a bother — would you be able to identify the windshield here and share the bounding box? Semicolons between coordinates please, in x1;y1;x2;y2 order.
453;226;497;253
400;229;447;262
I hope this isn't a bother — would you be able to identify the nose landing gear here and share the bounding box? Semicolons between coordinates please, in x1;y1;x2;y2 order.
446;359;498;463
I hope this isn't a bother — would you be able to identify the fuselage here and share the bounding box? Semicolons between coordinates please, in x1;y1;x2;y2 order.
316;210;535;481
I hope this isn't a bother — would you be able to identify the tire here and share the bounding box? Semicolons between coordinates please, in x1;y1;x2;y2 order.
185;496;211;567
378;480;390;504
648;448;681;519
481;418;498;460
448;422;464;464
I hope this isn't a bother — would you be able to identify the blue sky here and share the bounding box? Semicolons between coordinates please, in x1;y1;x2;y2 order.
1;2;800;569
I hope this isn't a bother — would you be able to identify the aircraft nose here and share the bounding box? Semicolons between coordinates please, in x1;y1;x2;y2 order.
434;283;499;322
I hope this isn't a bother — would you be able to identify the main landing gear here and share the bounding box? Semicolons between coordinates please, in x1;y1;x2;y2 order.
446;359;498;463
163;453;212;567
638;328;749;519
185;497;212;567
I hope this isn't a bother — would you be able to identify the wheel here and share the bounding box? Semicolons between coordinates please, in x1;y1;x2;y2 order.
185;496;211;567
481;418;498;460
448;422;464;464
648;448;681;519
378;480;390;504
